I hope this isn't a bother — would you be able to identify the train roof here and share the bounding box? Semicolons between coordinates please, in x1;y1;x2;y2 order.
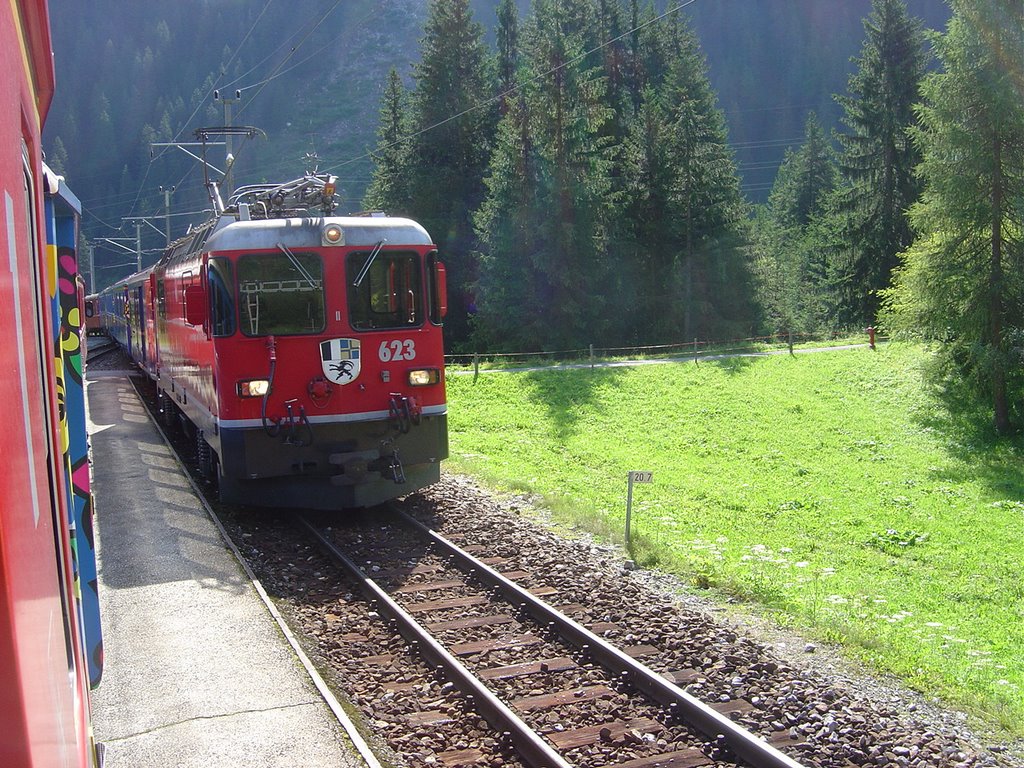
203;214;434;253
104;263;155;292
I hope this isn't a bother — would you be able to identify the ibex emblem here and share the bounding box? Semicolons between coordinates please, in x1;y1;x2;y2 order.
320;338;361;384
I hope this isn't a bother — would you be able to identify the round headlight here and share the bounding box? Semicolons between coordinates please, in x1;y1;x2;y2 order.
408;368;440;386
323;224;344;245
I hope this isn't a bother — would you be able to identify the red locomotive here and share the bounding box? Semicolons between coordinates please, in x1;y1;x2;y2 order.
1;1;102;765
101;171;449;510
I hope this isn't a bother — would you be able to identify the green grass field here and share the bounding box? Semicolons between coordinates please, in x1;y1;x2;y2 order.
445;343;1024;735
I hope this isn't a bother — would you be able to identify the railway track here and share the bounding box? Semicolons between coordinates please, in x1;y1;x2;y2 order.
299;508;806;768
84;338;119;362
125;374;1015;768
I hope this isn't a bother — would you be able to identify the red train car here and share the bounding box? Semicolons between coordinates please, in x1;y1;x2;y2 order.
104;174;449;510
83;293;102;335
0;1;102;766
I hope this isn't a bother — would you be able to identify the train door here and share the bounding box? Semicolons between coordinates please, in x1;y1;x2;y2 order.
121;287;132;357
148;272;158;374
135;283;146;366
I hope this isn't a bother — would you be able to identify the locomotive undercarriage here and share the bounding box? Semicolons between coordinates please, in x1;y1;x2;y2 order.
216;413;448;510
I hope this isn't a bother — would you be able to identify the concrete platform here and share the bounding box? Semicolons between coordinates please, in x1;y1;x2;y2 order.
86;372;376;768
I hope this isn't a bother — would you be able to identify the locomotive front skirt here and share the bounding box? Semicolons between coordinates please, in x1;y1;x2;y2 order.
101;202;449;511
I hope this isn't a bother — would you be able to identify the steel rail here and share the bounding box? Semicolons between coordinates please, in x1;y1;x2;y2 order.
297;515;573;768
398;510;809;768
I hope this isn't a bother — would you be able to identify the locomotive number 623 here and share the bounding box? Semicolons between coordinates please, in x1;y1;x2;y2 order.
379;339;416;362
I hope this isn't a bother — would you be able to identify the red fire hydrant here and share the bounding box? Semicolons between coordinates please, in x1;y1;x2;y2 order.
866;326;876;350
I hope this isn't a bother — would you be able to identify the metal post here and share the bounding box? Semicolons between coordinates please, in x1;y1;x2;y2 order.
160;185;175;245
625;473;635;548
134;221;142;271
215;90;241;194
86;242;94;293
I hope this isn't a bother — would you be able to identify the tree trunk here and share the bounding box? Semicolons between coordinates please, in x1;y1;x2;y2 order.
990;134;1011;435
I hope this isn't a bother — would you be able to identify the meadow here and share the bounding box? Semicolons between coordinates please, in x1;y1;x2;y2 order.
444;343;1024;735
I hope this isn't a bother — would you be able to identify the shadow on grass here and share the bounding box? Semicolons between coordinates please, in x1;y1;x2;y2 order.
521;365;630;441
913;361;1024;500
518;352;766;439
703;354;763;376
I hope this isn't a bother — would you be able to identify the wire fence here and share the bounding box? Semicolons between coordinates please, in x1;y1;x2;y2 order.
445;329;880;370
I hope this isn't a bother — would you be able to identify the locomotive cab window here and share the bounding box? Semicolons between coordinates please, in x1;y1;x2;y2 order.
238;250;325;336
346;250;422;330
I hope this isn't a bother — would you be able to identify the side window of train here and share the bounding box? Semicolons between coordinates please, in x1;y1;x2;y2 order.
426;251;446;326
346;251;422;330
208;257;236;337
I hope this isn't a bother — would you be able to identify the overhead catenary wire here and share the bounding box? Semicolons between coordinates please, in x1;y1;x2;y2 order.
83;0;365;237
235;0;346;120
83;0;702;221
85;1;276;237
321;0;704;175
87;0;718;247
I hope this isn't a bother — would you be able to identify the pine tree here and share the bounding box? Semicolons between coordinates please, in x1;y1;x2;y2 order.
474;93;545;348
757;113;839;333
621;86;677;340
659;19;749;339
535;0;613;345
363;69;411;214
882;0;1024;434
407;0;496;346
769;113;838;229
48;136;70;177
495;0;519;113
833;0;926;325
474;0;615;349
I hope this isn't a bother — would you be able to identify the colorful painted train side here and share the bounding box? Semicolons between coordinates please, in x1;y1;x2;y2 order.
0;1;103;766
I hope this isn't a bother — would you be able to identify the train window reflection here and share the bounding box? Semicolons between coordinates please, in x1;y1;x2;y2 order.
238;251;325;336
346;251;421;330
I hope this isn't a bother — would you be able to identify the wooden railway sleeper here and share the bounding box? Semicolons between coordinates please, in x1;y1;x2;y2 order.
297;516;572;768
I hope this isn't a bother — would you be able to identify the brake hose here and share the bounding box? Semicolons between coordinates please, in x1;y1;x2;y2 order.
261;335;281;437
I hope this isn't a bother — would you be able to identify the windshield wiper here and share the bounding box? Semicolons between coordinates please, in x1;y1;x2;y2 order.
352;239;386;288
276;242;317;288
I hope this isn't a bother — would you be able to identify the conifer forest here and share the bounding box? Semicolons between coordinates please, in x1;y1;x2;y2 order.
45;0;1023;432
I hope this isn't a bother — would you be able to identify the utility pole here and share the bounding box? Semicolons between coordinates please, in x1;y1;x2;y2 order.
132;221;142;271
159;185;175;245
122;216;168;269
84;241;95;293
214;89;241;194
192;126;265;213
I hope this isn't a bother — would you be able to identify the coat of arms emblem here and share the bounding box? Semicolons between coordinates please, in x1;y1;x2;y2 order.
320;338;361;384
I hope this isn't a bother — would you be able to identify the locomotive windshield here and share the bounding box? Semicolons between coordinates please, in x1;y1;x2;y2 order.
238;251;325;336
346;251;422;330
